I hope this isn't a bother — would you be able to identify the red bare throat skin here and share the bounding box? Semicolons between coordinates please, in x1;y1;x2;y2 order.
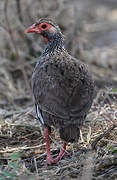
43;36;50;43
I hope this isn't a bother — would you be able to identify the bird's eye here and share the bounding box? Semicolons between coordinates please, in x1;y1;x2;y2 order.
41;24;47;29
39;23;52;31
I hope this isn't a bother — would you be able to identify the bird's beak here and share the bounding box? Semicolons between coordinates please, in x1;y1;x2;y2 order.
25;24;40;33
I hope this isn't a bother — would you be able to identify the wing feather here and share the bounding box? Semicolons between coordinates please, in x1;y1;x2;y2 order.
32;54;94;127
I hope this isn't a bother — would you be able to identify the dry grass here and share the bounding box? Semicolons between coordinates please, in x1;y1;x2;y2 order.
0;89;117;179
0;0;117;179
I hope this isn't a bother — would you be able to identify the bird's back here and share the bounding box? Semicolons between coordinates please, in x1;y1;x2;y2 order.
32;49;94;142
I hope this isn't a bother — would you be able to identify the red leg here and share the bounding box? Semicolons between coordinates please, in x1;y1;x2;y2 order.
44;127;55;165
55;142;67;163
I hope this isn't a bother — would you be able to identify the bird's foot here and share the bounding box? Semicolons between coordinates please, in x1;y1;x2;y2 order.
46;155;56;165
54;153;65;163
54;151;73;163
44;151;73;166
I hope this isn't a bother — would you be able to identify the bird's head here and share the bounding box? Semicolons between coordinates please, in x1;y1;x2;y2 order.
25;18;63;43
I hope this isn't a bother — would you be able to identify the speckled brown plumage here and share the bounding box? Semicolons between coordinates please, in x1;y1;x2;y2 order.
25;18;95;164
32;49;94;141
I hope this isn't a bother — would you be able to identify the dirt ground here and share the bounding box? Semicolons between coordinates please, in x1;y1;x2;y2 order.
0;0;117;179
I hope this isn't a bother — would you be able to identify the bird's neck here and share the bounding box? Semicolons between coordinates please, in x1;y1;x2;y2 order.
42;32;64;56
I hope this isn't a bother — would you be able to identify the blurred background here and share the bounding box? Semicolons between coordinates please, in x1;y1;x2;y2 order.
0;0;117;110
0;0;117;179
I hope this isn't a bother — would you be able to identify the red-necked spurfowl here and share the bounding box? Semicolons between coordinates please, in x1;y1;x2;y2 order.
25;18;94;165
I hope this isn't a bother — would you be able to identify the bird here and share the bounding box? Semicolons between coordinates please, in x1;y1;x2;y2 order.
25;18;94;165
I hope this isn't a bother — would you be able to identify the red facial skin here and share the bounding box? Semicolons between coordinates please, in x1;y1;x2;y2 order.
25;22;52;42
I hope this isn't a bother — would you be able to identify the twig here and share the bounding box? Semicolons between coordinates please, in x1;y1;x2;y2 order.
95;157;117;171
91;124;116;149
15;0;23;23
33;157;39;174
102;139;117;144
0;143;46;153
55;162;79;174
4;0;32;95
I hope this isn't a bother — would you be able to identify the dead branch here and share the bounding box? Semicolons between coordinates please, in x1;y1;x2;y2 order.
91;124;116;149
15;0;23;23
0;144;46;153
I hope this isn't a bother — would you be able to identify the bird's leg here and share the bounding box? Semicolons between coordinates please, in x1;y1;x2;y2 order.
55;142;67;163
44;127;55;165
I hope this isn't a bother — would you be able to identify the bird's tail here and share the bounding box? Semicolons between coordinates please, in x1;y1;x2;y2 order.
59;125;80;143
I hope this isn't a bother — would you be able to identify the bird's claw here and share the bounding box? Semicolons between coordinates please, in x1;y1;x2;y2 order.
54;151;73;163
46;155;56;165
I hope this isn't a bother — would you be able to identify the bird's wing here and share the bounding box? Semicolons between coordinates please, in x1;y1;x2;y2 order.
33;68;70;120
32;57;94;126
